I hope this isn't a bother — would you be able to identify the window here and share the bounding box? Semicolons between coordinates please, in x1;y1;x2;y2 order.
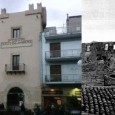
105;44;108;50
86;45;90;52
50;65;61;81
12;28;20;38
12;55;20;70
114;45;115;50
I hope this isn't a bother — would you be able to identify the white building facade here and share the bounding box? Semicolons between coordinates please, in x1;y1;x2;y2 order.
40;16;82;109
0;3;46;110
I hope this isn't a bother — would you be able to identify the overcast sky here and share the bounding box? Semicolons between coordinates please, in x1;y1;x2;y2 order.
0;0;82;27
1;0;115;42
82;0;115;43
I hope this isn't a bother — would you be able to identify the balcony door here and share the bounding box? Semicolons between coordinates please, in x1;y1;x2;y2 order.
50;43;60;57
12;55;20;70
50;65;61;81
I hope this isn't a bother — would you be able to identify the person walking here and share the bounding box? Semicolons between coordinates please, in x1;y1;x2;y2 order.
19;101;25;115
33;104;41;115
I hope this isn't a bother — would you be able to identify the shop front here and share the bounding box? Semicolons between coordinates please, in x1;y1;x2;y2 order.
42;87;81;110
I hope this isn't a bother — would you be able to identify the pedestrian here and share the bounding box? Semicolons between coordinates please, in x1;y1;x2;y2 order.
20;101;25;115
50;103;56;115
0;103;2;110
0;103;5;115
1;103;5;110
33;103;40;115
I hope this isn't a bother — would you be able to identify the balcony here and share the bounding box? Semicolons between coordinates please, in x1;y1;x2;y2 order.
44;26;81;40
45;74;81;84
5;64;25;74
45;49;81;62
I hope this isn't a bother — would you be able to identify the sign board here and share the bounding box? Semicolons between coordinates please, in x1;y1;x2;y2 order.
0;38;32;48
42;90;63;95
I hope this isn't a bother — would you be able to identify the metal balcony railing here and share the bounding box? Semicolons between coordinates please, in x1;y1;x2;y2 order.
5;63;25;73
45;26;81;37
45;74;81;83
45;49;81;60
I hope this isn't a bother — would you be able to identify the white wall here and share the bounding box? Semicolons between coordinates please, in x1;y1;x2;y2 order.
0;9;43;108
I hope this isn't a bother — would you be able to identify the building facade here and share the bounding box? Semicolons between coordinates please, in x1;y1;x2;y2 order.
0;3;46;109
82;42;115;115
40;15;82;109
82;42;115;86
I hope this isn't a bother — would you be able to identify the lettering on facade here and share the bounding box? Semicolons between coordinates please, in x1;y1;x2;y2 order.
0;38;32;48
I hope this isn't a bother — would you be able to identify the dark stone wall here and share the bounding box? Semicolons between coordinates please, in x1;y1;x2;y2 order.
82;42;115;86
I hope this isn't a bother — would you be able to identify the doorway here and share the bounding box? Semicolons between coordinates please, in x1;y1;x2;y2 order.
12;55;20;70
7;87;24;110
44;97;62;109
50;43;60;57
50;65;61;81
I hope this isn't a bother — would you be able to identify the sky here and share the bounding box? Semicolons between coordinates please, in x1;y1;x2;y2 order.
0;0;82;27
82;0;115;43
1;0;115;42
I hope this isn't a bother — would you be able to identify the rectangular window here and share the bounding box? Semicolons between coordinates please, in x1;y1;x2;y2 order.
12;55;20;70
13;28;20;38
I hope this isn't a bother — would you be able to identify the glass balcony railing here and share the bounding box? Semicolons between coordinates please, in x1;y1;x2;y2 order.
45;74;81;83
44;26;81;37
45;49;81;60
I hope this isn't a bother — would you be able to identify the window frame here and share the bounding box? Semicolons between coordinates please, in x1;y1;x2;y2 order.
11;26;22;39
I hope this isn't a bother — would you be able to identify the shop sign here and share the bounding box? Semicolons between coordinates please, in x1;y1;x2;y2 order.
42;90;63;95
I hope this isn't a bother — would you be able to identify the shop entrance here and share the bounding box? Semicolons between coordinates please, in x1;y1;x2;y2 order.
44;97;61;108
7;87;24;110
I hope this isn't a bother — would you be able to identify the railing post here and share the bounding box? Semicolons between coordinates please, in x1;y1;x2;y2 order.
24;64;25;71
45;52;47;59
5;64;7;72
